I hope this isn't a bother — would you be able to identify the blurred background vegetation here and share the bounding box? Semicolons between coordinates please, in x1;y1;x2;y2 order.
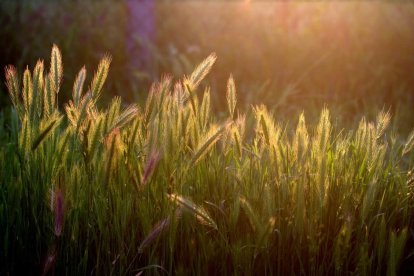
1;1;414;131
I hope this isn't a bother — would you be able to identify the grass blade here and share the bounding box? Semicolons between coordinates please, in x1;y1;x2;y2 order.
31;117;61;151
168;193;217;230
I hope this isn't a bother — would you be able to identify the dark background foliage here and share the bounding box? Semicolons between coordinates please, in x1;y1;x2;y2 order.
1;1;414;129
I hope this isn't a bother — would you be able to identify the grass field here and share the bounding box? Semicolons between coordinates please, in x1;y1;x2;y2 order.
1;46;414;275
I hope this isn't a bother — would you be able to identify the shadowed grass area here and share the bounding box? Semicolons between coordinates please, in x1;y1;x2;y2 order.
1;46;414;275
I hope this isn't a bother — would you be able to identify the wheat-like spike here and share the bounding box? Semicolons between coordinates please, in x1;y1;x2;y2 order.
5;65;21;115
190;122;229;166
43;77;50;117
105;96;121;133
170;91;179;111
314;108;331;153
73;66;86;107
185;83;198;117
402;130;414;156
168;193;217;230
145;87;156;126
269;141;286;177
86;99;98;121
311;108;331;203
260;114;270;145
64;101;78;128
75;94;92;134
226;75;237;119
88;117;103;159
199;88;210;130
31;116;62;151
220;123;234;155
174;81;186;107
366;123;375;161
157;76;172;110
32;60;44;120
50;44;63;94
90;55;111;102
109;104;139;132
253;105;278;147
376;110;391;139
43;76;56;117
355;117;367;155
293;112;309;161
186;53;217;91
22;67;32;115
236;114;246;140
233;127;243;157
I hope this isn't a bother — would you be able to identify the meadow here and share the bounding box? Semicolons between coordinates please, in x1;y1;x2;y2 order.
1;45;414;275
2;2;414;275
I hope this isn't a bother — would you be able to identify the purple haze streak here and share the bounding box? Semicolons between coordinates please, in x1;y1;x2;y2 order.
126;0;155;73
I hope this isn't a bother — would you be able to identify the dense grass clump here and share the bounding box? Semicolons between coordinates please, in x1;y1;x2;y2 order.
1;46;414;275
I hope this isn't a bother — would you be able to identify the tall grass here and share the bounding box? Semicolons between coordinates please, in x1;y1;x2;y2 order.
1;46;414;275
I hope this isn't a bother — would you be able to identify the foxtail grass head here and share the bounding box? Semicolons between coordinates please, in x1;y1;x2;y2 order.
141;149;161;186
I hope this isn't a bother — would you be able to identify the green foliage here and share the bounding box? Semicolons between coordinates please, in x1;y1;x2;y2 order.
1;46;414;275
